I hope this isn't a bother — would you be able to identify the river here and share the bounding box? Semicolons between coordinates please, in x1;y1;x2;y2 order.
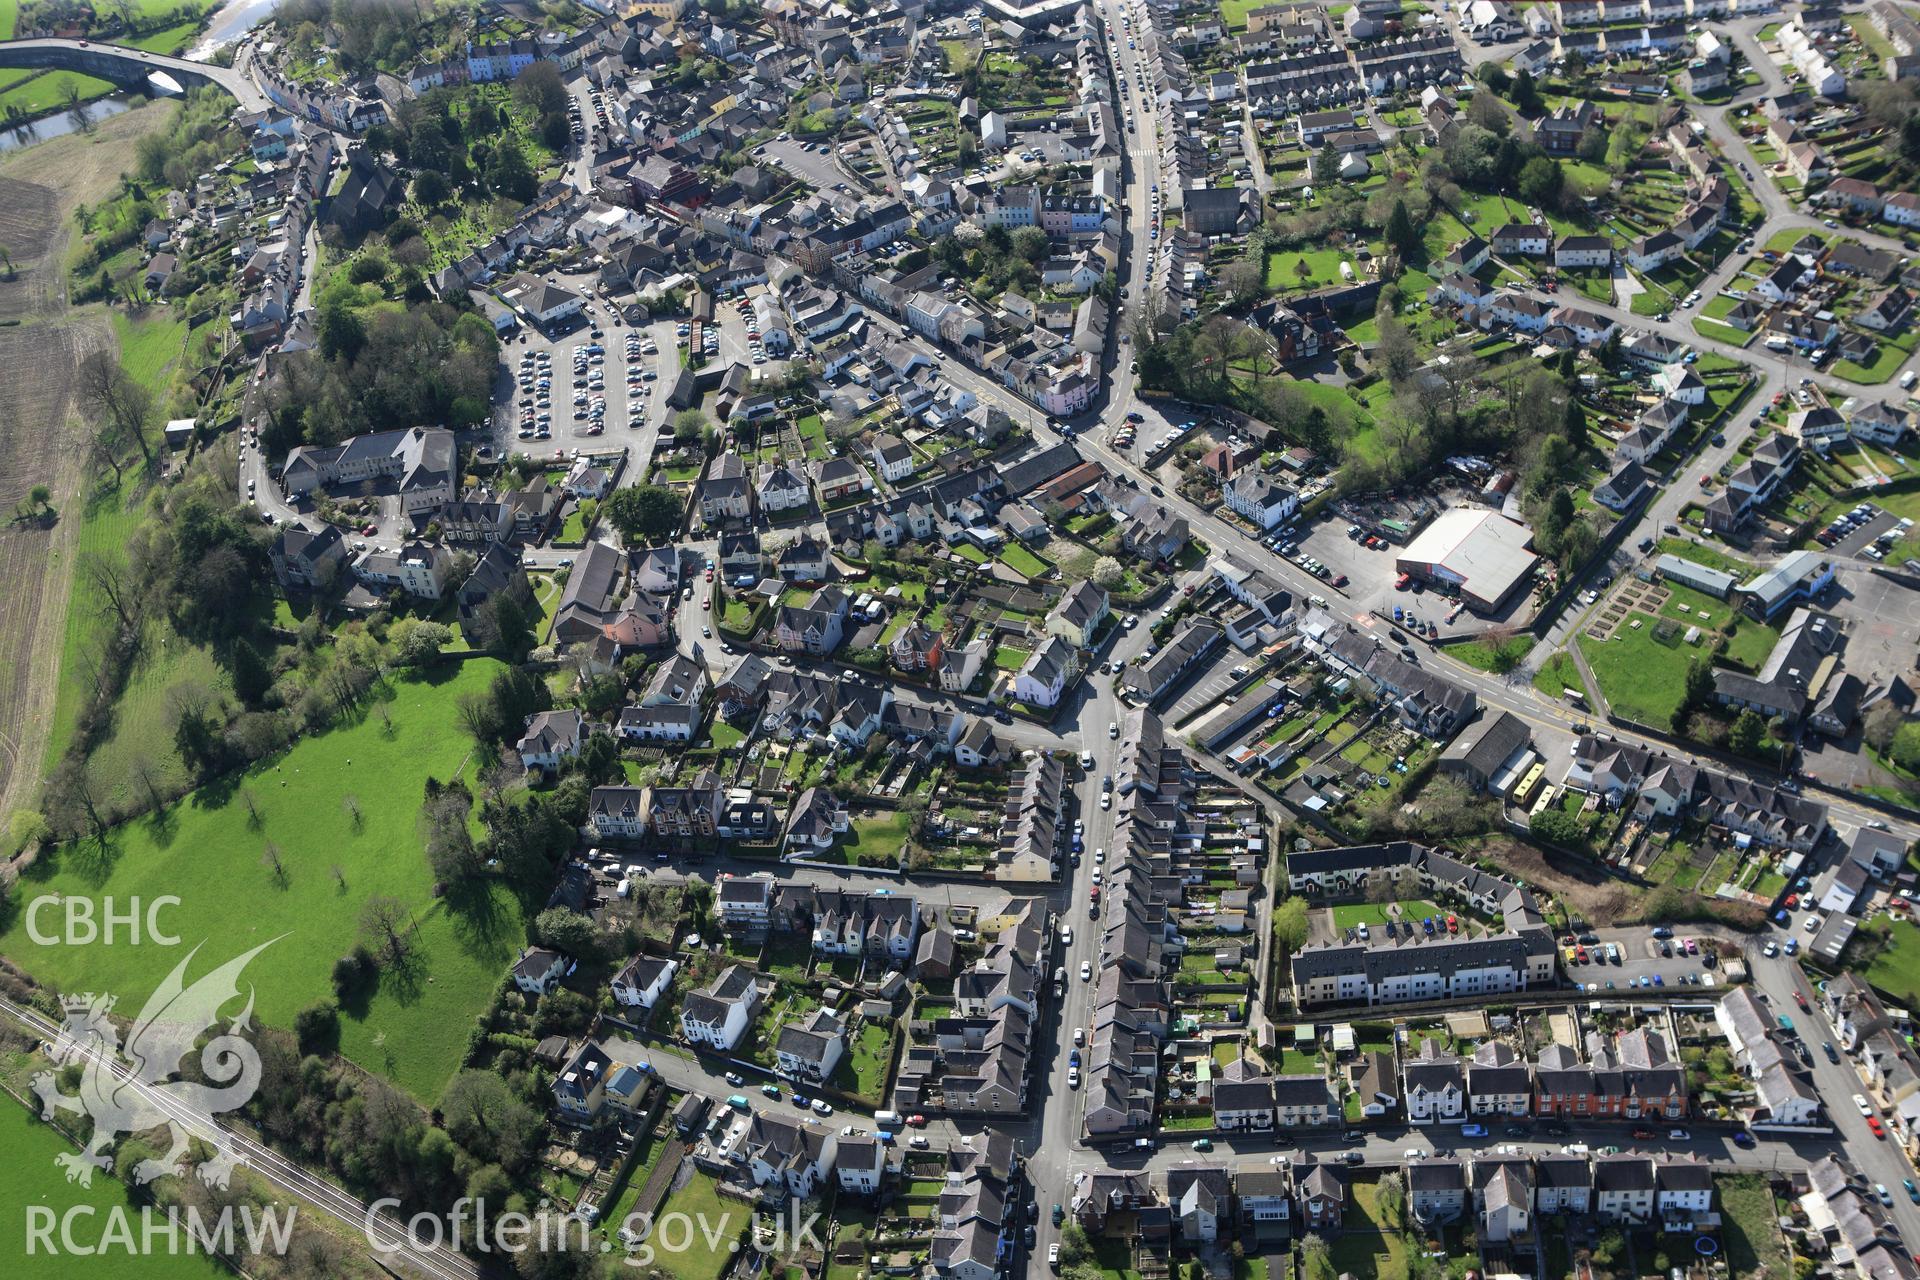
0;95;135;153
186;0;287;60
0;0;282;152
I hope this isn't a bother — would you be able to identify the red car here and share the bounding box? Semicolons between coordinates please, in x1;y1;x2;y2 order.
1332;574;1349;588
1870;1115;1887;1139
362;523;378;536
1784;893;1799;908
907;1114;927;1127
1395;573;1412;590
1794;991;1809;1011
1090;886;1101;902
1630;1128;1654;1140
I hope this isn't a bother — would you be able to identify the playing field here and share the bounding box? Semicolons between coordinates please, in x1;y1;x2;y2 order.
0;661;526;1103
0;1098;231;1279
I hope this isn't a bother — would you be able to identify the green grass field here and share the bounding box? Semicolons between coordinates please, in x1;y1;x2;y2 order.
0;1097;233;1279
1578;620;1692;727
1532;650;1584;701
651;1170;747;1280
42;474;149;770
1864;916;1920;1009
0;69;118;119
1331;900;1440;929
1446;633;1532;673
3;662;524;1104
114;311;189;387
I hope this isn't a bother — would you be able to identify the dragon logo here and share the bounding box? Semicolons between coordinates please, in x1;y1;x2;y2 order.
31;939;280;1190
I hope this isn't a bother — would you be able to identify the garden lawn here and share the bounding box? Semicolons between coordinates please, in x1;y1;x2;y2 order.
1577;620;1692;728
0;1097;234;1279
1;662;523;1104
1332;900;1441;930
843;808;915;860
1721;616;1782;670
1265;248;1352;292
1692;318;1752;348
651;1170;747;1280
998;543;1049;579
836;1020;895;1101
1831;340;1911;384
1717;1174;1790;1280
1328;1180;1409;1280
1863;916;1920;1010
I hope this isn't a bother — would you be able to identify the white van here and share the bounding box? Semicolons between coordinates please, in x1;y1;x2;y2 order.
872;1111;902;1129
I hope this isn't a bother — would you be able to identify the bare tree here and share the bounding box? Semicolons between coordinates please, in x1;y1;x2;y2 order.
240;785;263;830
80;550;144;633
261;841;287;886
128;752;167;815
360;896;414;968
76;352;153;465
341;793;363;832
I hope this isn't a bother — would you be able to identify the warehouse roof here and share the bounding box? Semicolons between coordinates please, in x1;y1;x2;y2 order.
1397;508;1538;607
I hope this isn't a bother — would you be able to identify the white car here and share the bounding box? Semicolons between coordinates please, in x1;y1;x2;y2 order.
1079;961;1092;981
1059;925;1073;946
1067;1067;1080;1089
1855;1094;1873;1116
1073;1027;1085;1046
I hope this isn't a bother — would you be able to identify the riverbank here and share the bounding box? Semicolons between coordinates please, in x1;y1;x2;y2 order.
0;0;218;126
0;98;177;838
